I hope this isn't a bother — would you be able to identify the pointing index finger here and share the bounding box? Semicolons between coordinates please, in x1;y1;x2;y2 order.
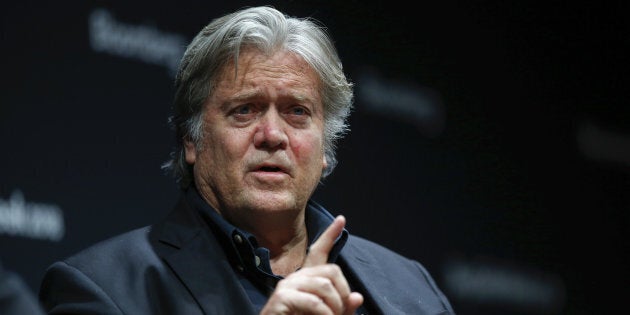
303;215;346;267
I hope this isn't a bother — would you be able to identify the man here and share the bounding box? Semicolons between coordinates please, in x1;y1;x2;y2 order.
39;6;455;315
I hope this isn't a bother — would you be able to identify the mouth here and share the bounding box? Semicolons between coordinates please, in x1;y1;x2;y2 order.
250;163;290;182
257;166;284;172
252;163;290;175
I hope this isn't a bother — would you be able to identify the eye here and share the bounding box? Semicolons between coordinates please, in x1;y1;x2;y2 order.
229;103;257;123
284;105;312;127
289;106;307;116
235;104;252;115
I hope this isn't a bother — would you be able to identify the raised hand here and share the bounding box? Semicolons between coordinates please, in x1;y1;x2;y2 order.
260;215;364;315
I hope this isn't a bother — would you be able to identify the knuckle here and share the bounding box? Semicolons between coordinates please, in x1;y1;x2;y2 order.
324;263;342;275
316;277;334;290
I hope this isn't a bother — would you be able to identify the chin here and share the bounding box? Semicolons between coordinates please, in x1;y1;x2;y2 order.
243;192;302;213
254;200;297;213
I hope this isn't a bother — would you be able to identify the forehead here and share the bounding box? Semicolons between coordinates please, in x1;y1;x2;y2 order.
214;48;322;96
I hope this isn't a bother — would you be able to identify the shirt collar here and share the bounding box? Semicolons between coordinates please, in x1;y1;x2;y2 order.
186;186;348;270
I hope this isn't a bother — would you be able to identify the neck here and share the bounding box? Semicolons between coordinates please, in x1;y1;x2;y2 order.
248;213;308;276
196;186;312;276
267;229;308;276
225;208;309;276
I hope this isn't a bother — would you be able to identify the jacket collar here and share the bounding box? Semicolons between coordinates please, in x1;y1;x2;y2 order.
152;194;257;315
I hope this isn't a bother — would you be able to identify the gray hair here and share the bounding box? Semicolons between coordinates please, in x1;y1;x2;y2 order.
162;6;354;188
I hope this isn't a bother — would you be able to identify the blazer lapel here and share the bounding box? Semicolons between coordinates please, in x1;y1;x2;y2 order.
153;196;257;315
340;236;450;315
340;240;393;314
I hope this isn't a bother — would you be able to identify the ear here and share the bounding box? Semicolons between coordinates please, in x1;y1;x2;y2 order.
322;154;328;171
184;138;197;164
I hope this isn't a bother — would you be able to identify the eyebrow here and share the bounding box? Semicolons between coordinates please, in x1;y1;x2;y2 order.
223;90;316;108
229;90;263;102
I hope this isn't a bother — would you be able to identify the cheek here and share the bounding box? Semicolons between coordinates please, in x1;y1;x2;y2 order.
216;131;247;161
198;130;236;165
291;132;324;164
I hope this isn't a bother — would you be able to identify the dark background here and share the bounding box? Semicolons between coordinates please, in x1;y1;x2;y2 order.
1;1;628;314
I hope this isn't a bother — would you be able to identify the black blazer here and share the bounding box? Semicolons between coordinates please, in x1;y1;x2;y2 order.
39;195;455;315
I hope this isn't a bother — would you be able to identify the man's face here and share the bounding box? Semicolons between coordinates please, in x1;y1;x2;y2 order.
185;48;327;225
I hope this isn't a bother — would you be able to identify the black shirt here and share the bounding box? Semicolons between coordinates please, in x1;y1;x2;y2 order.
186;187;375;314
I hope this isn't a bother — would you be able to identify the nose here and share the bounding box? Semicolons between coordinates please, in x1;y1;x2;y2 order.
253;109;288;150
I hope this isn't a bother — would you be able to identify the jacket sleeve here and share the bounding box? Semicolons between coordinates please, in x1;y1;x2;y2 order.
39;261;123;315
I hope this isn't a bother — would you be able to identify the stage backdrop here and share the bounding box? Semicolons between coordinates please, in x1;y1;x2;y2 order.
2;1;628;314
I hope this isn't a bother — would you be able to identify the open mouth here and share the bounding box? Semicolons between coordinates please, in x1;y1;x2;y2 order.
258;166;282;172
